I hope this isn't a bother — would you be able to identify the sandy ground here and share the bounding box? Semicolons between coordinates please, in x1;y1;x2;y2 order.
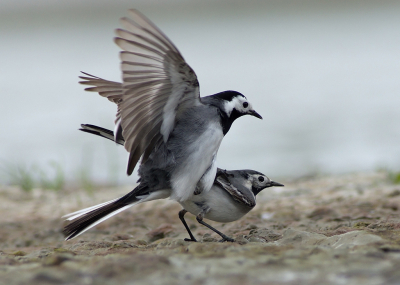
1;171;400;285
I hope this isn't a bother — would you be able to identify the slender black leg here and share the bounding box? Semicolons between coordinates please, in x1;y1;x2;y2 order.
196;214;234;242
178;209;197;242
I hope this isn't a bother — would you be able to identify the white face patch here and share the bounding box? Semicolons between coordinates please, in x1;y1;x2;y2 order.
223;96;254;117
251;174;271;188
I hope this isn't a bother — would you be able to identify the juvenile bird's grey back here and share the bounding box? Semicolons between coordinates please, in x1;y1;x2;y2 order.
215;169;257;208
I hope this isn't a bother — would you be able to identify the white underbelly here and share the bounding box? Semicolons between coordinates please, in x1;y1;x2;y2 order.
170;122;224;202
179;185;253;223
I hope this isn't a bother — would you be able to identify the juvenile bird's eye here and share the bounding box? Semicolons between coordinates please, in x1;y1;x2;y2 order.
243;102;248;108
258;176;264;182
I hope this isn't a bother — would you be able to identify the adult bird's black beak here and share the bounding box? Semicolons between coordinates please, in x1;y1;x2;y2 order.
269;181;284;187
249;110;263;119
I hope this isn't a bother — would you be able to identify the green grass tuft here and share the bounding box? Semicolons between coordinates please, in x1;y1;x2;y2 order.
6;165;36;192
389;171;400;184
1;161;66;192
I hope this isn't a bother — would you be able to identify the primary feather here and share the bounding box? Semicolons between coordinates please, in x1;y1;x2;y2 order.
114;9;201;175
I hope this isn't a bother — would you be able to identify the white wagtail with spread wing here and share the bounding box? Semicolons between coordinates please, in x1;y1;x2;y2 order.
75;11;261;203
63;126;283;241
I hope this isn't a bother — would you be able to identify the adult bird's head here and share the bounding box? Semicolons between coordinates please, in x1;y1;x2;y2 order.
215;90;262;121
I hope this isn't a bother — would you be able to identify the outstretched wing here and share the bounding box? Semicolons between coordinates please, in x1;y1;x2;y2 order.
115;9;201;175
79;72;123;123
215;169;256;208
79;72;123;103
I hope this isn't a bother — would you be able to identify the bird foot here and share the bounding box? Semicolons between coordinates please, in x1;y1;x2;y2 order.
219;237;235;242
184;238;197;242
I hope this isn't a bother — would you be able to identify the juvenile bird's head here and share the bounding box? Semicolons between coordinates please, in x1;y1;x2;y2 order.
247;171;284;196
221;169;284;196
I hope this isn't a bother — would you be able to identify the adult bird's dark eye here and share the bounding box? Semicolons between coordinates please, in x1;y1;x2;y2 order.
258;176;264;182
243;102;248;108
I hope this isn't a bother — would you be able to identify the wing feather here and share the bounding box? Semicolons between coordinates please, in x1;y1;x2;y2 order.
79;72;123;124
115;9;201;175
79;72;123;103
79;10;200;176
215;173;256;208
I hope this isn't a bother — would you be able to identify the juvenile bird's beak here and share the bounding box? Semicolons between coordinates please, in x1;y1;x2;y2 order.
249;110;262;119
269;181;284;187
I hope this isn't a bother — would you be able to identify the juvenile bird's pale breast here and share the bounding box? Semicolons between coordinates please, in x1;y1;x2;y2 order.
170;120;224;202
203;187;251;223
179;184;252;223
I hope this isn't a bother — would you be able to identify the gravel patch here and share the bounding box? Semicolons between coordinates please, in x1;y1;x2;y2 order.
1;171;400;284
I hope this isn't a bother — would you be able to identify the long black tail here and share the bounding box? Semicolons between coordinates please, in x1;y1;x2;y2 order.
63;200;137;240
79;124;125;146
63;184;149;240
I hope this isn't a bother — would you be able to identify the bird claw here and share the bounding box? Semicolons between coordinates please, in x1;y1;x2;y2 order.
219;237;235;242
184;238;197;242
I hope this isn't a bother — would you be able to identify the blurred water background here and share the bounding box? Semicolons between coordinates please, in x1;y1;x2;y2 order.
1;0;399;186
